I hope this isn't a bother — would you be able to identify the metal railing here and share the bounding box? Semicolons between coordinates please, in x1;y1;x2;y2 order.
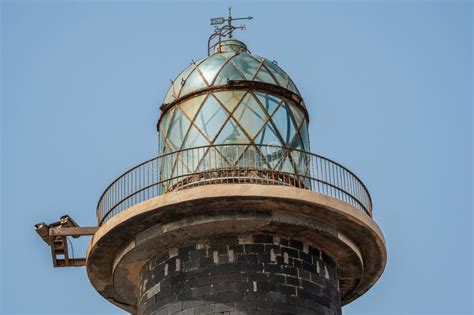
96;144;372;225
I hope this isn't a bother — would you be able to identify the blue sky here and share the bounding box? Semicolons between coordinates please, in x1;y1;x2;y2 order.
1;1;472;314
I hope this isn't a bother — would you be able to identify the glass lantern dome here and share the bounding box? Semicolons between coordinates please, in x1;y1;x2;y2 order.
162;39;303;105
157;39;311;190
159;39;309;153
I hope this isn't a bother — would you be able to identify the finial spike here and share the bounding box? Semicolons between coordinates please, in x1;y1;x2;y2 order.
228;6;233;38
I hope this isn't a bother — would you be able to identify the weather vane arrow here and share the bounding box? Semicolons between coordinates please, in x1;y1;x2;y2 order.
210;6;253;38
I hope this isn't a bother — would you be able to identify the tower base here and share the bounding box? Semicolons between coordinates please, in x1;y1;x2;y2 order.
87;184;386;314
139;234;341;315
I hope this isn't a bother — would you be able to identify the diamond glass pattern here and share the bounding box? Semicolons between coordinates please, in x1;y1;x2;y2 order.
254;63;277;85
289;104;305;129
159;44;312;186
179;68;206;96
271;101;297;144
193;95;228;142
197;54;228;85
179;94;207;122
213;90;246;113
231;53;261;80
255;92;281;116
255;123;282;147
160;91;309;155
232;93;267;139
164;57;206;104
166;108;190;150
214;62;245;85
159;107;175;137
287;78;300;95
263;60;289;88
300;121;310;151
214;117;247;144
163;51;304;105
182;124;209;149
236;145;266;168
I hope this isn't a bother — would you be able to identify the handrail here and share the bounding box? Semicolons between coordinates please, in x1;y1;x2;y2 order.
96;144;372;225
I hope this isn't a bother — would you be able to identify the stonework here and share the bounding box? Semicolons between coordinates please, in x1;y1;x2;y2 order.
139;234;341;315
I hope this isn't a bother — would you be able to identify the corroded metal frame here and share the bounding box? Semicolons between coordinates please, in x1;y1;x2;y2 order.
159;83;308;147
159;84;309;179
159;80;307;125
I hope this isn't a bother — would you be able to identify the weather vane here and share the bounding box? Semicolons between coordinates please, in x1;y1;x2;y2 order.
208;7;253;55
210;7;253;38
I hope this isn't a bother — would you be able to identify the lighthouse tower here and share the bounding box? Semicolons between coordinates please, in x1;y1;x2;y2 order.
36;11;386;315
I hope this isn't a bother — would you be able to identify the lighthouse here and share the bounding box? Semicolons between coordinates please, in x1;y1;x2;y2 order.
36;10;386;315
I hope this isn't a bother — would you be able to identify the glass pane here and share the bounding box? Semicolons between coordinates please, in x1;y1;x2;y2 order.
300;121;310;151
254;92;281;116
193;95;228;141
263;60;288;87
179;94;207;122
291;147;310;177
181;148;206;178
159;132;165;154
231;53;261;80
259;142;284;167
289;103;305;129
171;153;192;182
171;60;203;100
213;90;246;113
255;123;283;147
184;146;208;173
164;65;192;104
214;62;245;85
291;134;304;151
288;77;300;95
163;84;177;104
232;93;267;139
166;108;190;150
277;153;296;174
197;54;227;85
235;145;265;169
254;63;277;85
219;52;236;60
182;124;209;149
164;57;207;103
218;144;248;166
290;150;302;173
214;118;249;144
159;107;175;137
197;147;230;171
271;101;297;145
251;54;264;63
160;152;175;183
163;139;176;154
267;150;284;170
180;68;206;96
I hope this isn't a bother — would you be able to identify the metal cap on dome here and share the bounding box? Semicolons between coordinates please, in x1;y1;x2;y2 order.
214;39;248;53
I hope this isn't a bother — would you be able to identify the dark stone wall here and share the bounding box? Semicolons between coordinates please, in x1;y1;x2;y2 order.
138;235;341;315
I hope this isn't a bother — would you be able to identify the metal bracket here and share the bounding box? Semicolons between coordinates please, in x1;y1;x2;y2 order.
35;215;98;267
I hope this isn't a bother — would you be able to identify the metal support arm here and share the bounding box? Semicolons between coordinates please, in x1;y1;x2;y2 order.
35;215;98;267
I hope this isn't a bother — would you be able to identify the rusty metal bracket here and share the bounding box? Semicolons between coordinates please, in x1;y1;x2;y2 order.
35;215;98;268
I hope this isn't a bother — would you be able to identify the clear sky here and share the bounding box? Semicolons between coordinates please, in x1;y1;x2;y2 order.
1;1;472;314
